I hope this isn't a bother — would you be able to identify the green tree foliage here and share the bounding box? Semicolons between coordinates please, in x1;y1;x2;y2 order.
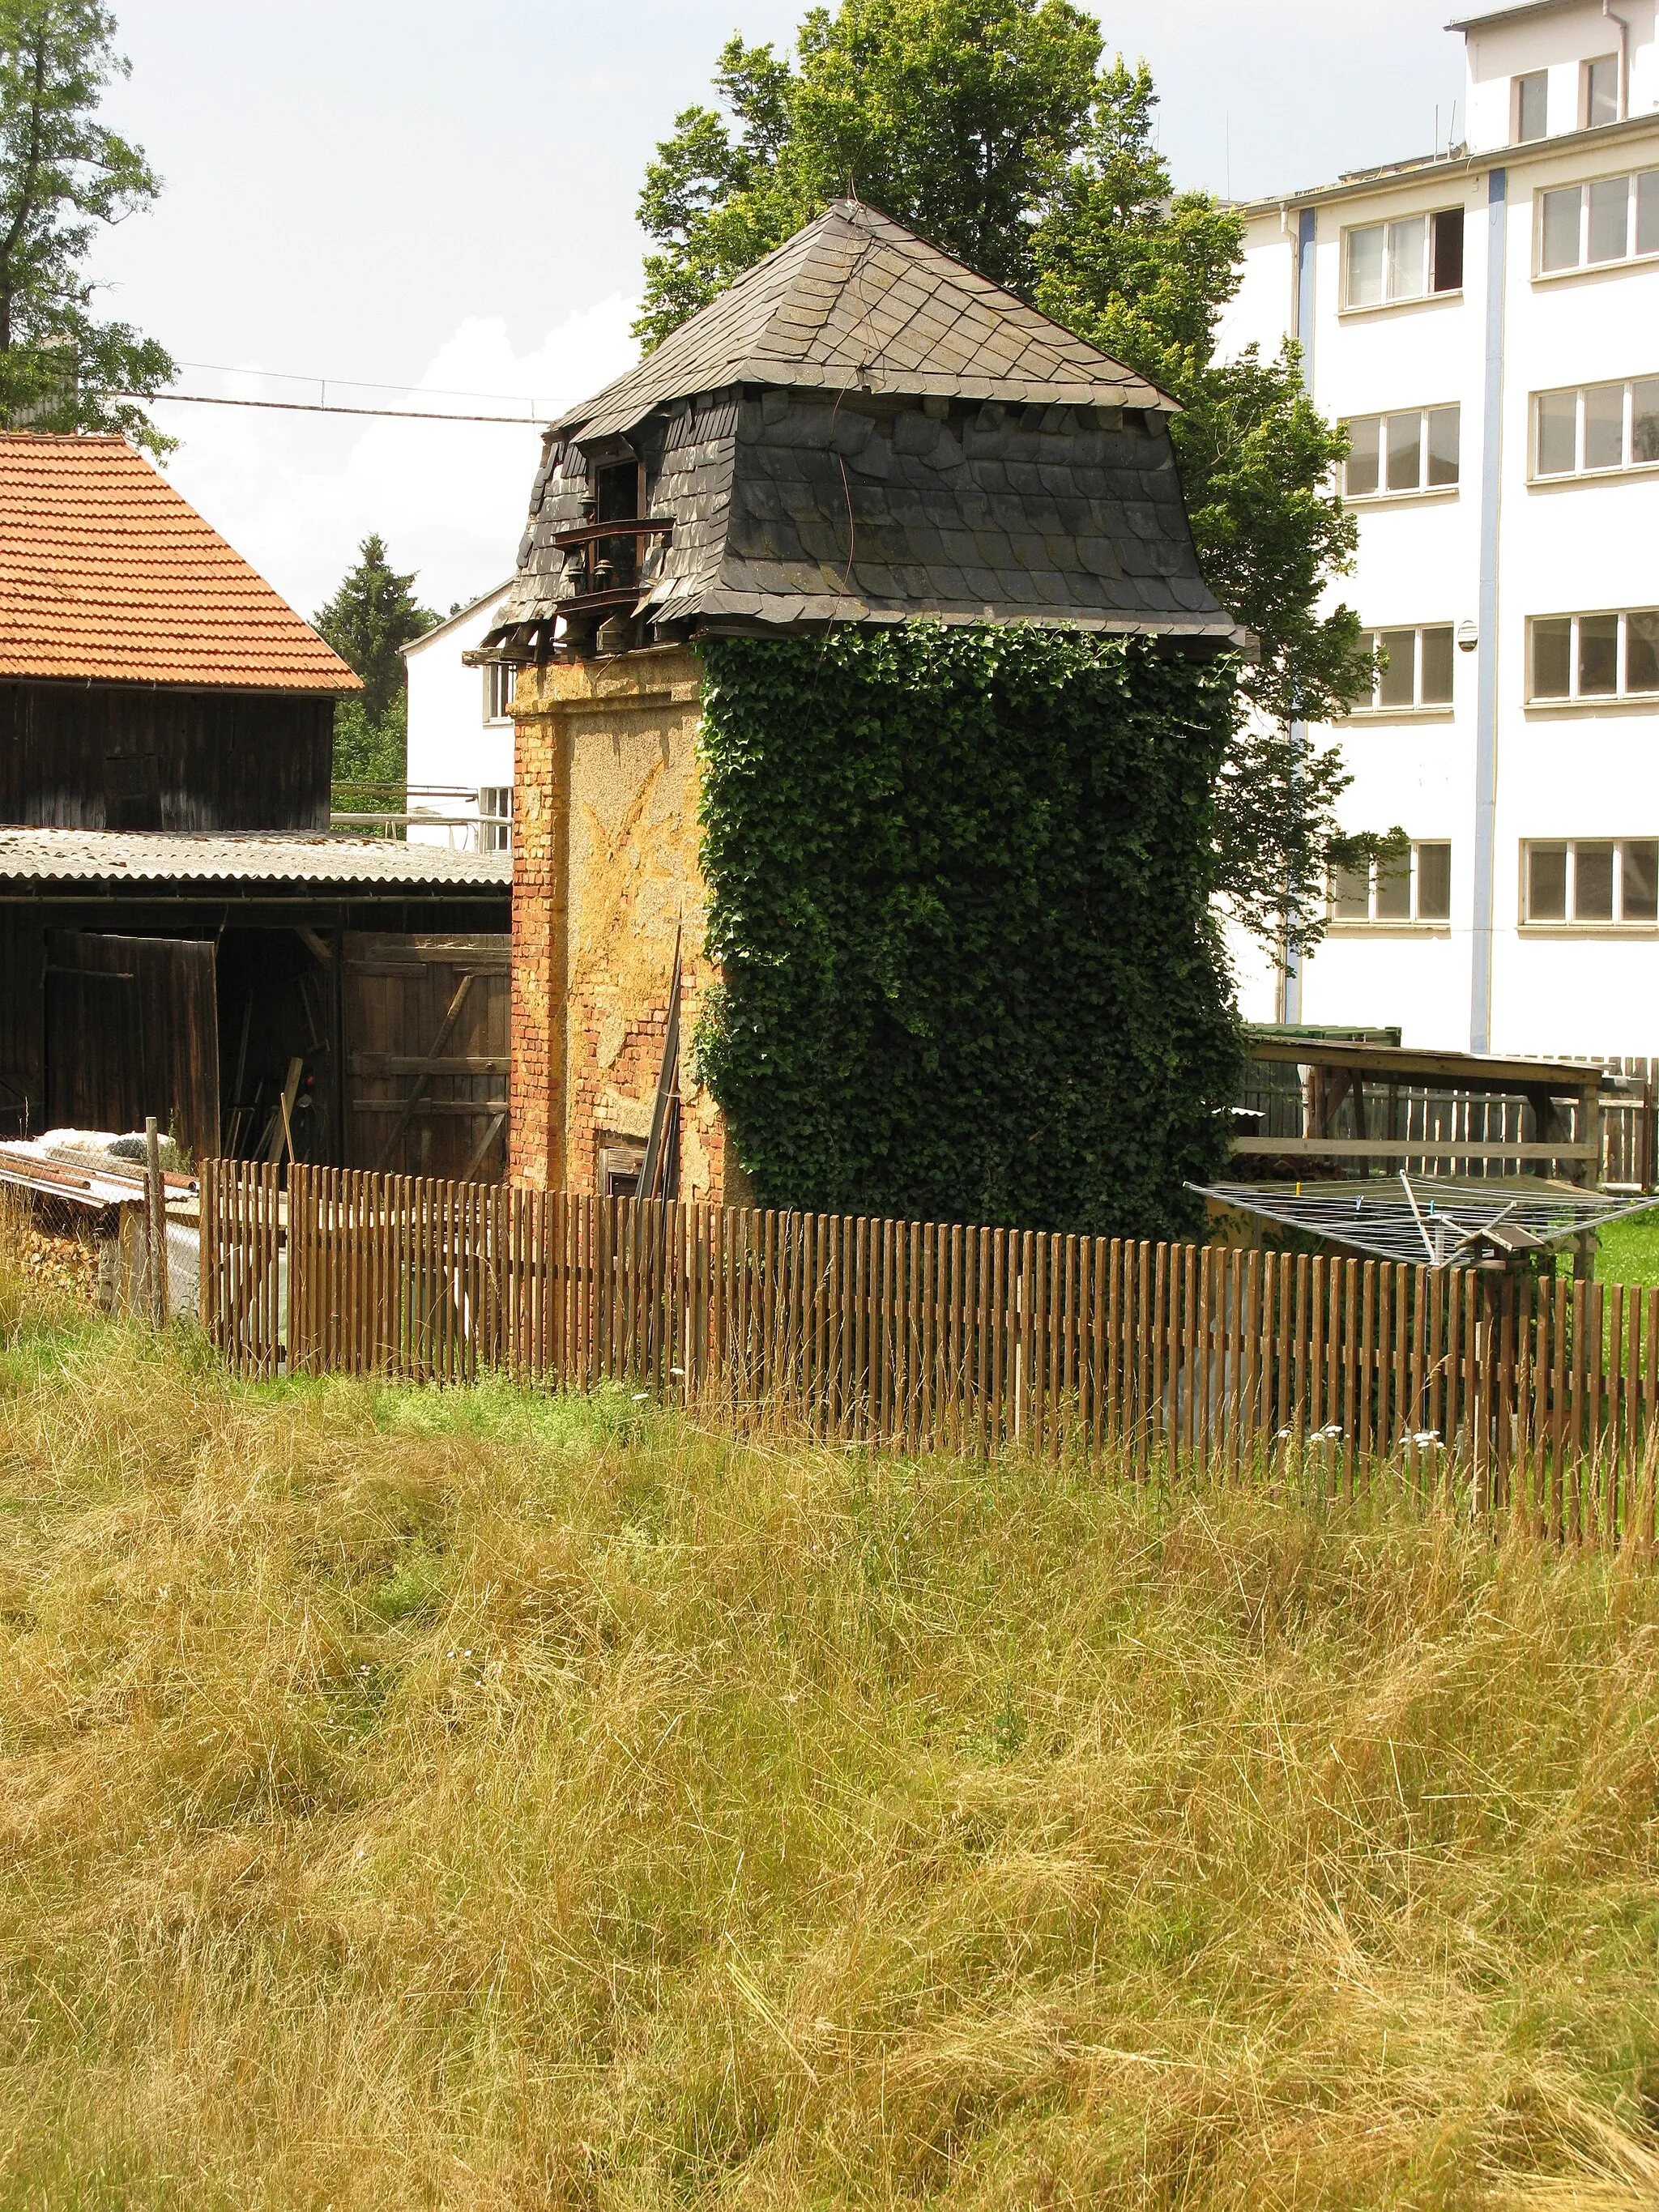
0;0;173;453
636;0;1100;346
639;11;1387;948
313;535;435;791
695;626;1242;1238
328;692;407;791
1029;62;1386;943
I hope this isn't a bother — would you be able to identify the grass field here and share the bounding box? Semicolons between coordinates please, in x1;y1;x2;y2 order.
5;1233;1659;2207
1597;1213;1659;1289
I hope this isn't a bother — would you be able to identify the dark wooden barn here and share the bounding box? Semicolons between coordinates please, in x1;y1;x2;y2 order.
0;434;512;1176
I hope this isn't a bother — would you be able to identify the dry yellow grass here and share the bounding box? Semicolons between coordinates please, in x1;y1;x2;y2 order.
3;1218;1659;2207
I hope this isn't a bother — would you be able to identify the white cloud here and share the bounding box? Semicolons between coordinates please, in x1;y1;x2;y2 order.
151;294;642;621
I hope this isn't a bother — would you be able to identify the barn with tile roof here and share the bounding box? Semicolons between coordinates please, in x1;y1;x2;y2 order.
0;436;511;1174
0;431;358;831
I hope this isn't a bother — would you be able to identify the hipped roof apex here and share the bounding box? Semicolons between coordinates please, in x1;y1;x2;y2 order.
555;199;1173;444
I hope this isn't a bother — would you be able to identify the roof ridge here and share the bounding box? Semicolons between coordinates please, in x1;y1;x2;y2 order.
548;199;1167;444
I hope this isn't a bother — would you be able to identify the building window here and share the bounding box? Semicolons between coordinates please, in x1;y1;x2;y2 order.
484;661;517;723
1528;610;1659;701
1584;53;1619;128
1354;624;1456;711
1533;377;1659;476
1343;406;1459;497
478;785;512;854
1343;207;1464;307
1537;168;1659;273
1330;842;1452;924
1515;70;1548;143
1525;839;1659;924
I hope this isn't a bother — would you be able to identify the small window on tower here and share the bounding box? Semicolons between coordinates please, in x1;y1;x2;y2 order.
595;461;640;522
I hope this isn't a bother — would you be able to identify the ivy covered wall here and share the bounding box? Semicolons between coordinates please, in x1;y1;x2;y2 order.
694;624;1243;1241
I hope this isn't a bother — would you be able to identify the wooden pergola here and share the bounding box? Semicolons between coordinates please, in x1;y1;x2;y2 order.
1234;1034;1615;1188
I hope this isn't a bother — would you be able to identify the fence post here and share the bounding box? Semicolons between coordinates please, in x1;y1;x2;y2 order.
143;1116;169;1329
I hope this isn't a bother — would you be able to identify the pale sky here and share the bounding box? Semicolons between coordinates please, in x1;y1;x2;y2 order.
83;1;1466;620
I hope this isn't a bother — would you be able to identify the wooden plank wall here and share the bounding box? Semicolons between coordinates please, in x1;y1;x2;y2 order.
198;1160;1659;1546
0;681;333;830
45;931;220;1159
342;934;510;1180
0;911;44;1137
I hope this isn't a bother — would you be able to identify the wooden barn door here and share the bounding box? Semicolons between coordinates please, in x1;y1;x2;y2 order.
45;931;220;1159
342;934;510;1179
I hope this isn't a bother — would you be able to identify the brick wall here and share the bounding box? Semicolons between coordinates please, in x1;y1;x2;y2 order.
510;645;748;1204
508;667;565;1189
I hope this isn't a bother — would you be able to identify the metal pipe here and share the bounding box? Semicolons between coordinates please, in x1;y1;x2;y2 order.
1605;0;1631;120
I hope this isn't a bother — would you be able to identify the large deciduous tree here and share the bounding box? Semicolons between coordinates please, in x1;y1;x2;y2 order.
637;5;1388;952
0;0;173;452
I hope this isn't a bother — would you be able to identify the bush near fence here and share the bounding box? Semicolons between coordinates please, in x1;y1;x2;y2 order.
200;1161;1659;1549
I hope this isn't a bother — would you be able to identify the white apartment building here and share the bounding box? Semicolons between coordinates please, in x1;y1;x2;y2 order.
402;582;515;852
1222;0;1659;1057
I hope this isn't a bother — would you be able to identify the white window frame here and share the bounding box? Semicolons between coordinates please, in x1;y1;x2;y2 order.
1529;376;1659;479
1514;70;1549;143
1525;609;1659;703
484;660;518;725
1328;841;1453;927
1583;53;1620;130
1341;404;1460;500
1521;838;1659;927
1534;164;1659;278
1340;208;1465;311
478;784;513;854
1350;624;1457;715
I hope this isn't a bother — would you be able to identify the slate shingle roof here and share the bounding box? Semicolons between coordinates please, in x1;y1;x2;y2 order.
492;202;1235;650
556;201;1171;441
0;434;360;693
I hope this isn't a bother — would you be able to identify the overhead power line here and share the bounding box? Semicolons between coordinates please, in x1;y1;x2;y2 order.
176;359;546;408
117;390;546;427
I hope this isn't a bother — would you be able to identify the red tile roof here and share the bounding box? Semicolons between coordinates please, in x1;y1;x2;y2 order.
0;433;360;693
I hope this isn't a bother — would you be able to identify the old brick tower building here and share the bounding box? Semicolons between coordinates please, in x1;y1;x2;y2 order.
488;200;1232;1201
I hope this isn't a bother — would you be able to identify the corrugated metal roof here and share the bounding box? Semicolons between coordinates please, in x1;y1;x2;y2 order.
0;433;360;693
0;828;513;889
553;200;1171;443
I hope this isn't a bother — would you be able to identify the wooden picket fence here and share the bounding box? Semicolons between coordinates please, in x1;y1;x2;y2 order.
198;1159;1659;1546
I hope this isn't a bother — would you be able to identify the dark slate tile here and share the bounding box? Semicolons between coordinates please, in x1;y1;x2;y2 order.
1076;535;1123;578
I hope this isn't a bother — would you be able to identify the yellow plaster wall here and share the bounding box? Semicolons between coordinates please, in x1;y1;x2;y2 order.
510;645;748;1204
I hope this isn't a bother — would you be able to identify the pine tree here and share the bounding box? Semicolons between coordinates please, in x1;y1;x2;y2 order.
313;535;435;728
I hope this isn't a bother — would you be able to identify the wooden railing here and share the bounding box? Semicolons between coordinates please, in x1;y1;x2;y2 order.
199;1160;1659;1546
